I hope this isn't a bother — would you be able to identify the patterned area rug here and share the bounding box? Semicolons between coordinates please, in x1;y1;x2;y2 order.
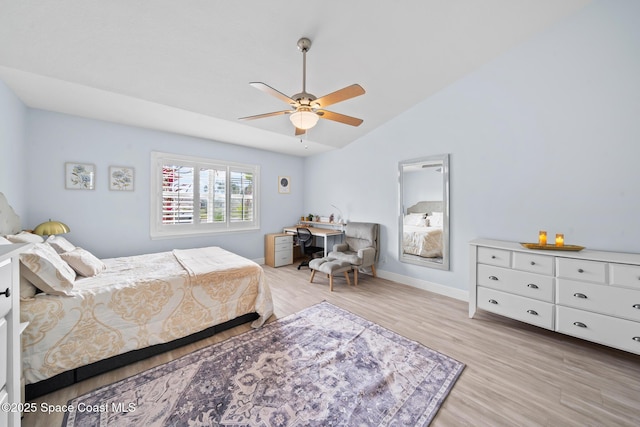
63;302;464;426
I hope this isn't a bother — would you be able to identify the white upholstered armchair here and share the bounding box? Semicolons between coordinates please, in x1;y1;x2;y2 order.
328;222;379;285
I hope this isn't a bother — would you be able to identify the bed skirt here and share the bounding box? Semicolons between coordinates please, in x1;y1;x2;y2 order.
25;312;259;400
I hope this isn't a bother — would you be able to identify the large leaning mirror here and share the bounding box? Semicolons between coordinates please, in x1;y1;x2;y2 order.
398;153;450;270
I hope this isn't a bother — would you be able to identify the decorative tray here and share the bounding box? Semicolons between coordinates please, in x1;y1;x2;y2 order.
521;243;585;251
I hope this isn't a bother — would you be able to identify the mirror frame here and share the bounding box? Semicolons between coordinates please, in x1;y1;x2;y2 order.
398;153;450;270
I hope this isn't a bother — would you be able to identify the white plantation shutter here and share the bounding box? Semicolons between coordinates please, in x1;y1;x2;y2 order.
151;152;259;238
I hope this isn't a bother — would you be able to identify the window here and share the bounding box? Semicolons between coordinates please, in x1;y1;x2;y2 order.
151;152;259;238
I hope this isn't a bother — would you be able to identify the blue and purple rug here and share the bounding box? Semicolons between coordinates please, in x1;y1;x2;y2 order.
64;302;464;426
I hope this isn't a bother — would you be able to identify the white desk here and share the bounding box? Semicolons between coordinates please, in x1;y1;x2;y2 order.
283;226;344;257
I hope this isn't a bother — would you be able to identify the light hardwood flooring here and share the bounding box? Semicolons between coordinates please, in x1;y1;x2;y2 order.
23;264;640;426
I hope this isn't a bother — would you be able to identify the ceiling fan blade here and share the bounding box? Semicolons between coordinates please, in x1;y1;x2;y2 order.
239;110;291;121
249;82;296;105
314;84;365;108
317;110;363;127
295;127;306;136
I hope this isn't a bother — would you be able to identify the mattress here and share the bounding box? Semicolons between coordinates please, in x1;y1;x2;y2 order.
20;246;273;385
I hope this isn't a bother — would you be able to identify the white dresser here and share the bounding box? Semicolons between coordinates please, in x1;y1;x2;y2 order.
1;244;26;427
470;239;640;355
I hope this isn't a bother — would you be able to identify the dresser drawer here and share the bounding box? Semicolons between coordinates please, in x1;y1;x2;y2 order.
477;264;554;302
477;287;554;329
0;259;11;319
610;263;640;290
513;252;554;275
274;235;293;246
477;247;510;268
275;241;292;252
0;318;6;389
556;279;640;322
556;305;640;355
274;250;293;268
556;258;606;283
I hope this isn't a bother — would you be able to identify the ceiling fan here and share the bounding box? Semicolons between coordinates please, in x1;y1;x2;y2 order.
239;37;365;136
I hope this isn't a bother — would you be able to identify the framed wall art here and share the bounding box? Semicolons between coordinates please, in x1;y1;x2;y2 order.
65;162;95;190
278;176;291;194
109;166;135;191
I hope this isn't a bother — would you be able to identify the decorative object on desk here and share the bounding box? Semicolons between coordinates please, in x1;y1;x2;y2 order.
307;213;314;221
330;213;335;223
33;219;70;236
65;162;95;190
278;176;290;194
331;204;344;223
520;242;584;251
538;230;547;246
555;233;564;247
109;166;134;191
62;302;463;427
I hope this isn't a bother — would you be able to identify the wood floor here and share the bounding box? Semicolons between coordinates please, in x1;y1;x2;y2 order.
23;264;640;426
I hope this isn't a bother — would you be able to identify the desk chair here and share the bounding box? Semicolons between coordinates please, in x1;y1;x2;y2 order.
296;227;323;270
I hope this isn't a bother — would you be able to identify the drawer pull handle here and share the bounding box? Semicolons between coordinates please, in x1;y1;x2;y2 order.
573;322;587;328
488;276;499;281
489;299;498;304
573;293;588;299
0;287;9;298
634;337;640;342
527;284;539;289
578;268;584;273
527;310;538;316
491;255;496;259
633;304;640;310
530;261;536;265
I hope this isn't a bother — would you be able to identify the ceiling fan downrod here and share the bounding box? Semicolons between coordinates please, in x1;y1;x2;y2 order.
297;37;312;102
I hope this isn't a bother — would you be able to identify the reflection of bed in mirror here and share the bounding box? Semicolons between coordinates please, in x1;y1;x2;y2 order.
402;201;443;260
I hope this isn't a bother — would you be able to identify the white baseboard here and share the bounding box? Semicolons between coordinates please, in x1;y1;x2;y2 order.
376;269;469;302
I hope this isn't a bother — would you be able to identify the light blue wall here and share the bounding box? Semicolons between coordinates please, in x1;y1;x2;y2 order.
0;80;27;215
303;0;640;292
23;110;305;259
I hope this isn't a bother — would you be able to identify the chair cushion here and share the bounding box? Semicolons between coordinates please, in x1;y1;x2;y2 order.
344;222;377;251
328;251;362;266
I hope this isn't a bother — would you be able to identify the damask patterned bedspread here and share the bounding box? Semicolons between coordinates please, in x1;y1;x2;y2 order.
20;247;273;385
403;225;443;258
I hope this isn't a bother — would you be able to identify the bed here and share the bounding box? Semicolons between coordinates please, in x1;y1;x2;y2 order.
402;201;443;258
0;192;273;399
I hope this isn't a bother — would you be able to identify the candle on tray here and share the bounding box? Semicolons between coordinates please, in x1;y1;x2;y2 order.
538;231;547;246
555;233;564;247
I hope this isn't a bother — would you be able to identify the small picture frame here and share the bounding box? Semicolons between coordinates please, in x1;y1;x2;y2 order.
65;162;95;190
109;166;135;191
278;176;291;194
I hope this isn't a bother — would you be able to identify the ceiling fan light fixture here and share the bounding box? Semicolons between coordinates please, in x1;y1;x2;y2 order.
289;109;319;130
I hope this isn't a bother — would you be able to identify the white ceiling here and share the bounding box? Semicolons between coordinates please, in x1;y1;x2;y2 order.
0;0;590;157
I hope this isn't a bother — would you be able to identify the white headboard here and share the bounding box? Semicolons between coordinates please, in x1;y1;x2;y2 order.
406;200;443;215
0;192;21;235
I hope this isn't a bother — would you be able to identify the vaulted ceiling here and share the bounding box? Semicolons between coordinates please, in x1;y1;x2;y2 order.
0;0;590;156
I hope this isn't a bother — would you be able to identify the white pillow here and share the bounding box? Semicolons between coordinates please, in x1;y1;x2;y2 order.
60;247;106;277
429;212;444;227
6;231;45;244
19;243;76;296
0;236;12;245
404;213;427;227
46;235;76;254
